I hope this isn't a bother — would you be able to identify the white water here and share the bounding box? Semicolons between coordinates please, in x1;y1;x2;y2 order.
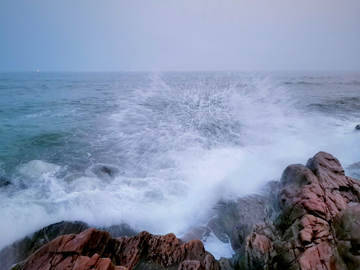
1;72;360;259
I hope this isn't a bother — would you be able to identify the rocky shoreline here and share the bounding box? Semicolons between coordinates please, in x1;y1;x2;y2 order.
1;151;360;270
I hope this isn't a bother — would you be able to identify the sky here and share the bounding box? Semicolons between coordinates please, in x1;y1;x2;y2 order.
0;0;359;71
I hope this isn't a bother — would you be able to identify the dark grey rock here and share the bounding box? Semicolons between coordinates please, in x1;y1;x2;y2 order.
0;176;11;188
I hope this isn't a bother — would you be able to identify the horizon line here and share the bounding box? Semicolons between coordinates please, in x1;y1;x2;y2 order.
1;69;360;73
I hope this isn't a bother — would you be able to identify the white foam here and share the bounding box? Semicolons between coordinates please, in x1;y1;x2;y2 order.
203;232;235;260
18;160;60;178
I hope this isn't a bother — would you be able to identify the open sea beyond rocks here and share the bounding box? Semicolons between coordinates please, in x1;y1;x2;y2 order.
0;71;360;259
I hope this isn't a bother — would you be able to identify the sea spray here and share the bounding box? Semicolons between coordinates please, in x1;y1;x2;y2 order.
0;71;360;259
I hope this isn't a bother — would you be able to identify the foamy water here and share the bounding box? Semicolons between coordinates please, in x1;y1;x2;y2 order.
0;71;359;258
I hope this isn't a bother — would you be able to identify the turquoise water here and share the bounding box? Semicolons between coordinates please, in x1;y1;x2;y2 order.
0;72;143;171
0;71;360;258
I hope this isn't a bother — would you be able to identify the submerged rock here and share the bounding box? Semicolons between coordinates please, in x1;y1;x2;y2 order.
91;164;119;180
0;176;11;187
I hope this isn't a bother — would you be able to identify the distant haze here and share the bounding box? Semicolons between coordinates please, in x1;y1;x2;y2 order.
1;0;359;71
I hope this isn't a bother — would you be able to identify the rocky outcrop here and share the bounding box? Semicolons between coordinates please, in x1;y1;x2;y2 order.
0;221;90;270
10;228;221;270
0;221;138;270
232;151;360;270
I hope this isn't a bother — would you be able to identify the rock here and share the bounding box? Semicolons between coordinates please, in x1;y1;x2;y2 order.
0;175;11;187
0;221;90;270
354;124;360;131
10;228;221;270
231;151;360;270
204;180;280;252
178;260;203;270
180;181;280;270
0;221;138;270
181;227;208;244
91;165;118;180
243;233;272;269
218;258;233;270
333;204;360;269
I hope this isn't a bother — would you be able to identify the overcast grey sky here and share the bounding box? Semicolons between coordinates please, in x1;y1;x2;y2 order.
0;0;359;71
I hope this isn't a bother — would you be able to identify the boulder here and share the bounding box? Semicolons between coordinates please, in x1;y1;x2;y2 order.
231;151;360;270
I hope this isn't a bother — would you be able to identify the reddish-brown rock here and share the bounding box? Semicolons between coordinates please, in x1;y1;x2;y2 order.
234;151;360;270
11;228;220;270
178;260;203;270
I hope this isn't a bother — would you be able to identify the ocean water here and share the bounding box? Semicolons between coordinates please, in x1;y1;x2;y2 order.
0;71;360;258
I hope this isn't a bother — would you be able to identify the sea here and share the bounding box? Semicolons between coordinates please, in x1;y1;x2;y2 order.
0;71;359;258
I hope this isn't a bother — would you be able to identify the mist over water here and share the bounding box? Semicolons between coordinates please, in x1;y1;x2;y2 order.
0;71;360;258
